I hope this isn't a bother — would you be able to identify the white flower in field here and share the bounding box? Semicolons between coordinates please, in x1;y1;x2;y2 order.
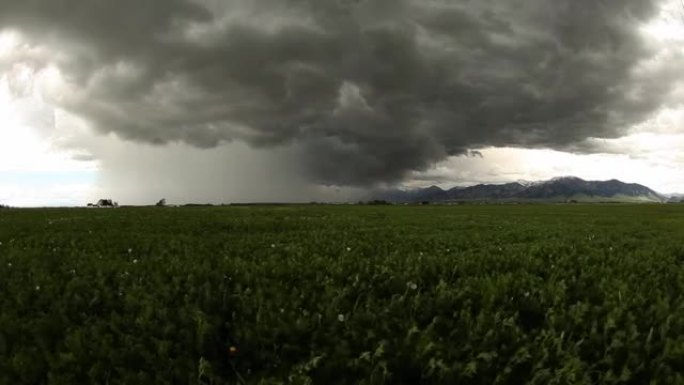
271;244;276;248
35;285;40;291
127;248;133;254
338;314;346;322
419;252;423;256
346;247;351;252
280;308;285;313
407;282;418;290
133;259;138;264
524;291;530;297
7;262;11;267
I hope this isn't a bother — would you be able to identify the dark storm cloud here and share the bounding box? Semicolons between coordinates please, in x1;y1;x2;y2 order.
0;0;674;185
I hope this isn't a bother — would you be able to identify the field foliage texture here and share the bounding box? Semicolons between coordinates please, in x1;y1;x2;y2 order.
2;205;684;384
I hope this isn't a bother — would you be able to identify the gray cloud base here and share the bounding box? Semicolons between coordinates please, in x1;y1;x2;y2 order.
0;0;675;185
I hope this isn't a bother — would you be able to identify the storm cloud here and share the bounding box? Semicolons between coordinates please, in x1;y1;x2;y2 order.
0;0;678;186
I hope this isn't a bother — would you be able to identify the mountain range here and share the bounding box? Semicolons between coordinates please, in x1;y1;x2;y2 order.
379;177;672;203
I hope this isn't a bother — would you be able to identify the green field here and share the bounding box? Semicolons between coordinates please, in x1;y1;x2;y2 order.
2;204;684;384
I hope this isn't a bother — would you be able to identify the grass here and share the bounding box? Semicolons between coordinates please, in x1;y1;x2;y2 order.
1;204;684;384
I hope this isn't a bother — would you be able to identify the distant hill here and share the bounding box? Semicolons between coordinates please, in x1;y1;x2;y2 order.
664;193;684;203
379;177;666;203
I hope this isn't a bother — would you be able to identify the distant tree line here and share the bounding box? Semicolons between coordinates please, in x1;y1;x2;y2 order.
357;200;392;205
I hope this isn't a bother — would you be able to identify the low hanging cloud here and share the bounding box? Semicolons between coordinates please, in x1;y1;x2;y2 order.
0;0;680;186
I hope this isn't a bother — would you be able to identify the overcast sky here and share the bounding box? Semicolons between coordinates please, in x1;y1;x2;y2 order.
1;0;683;206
